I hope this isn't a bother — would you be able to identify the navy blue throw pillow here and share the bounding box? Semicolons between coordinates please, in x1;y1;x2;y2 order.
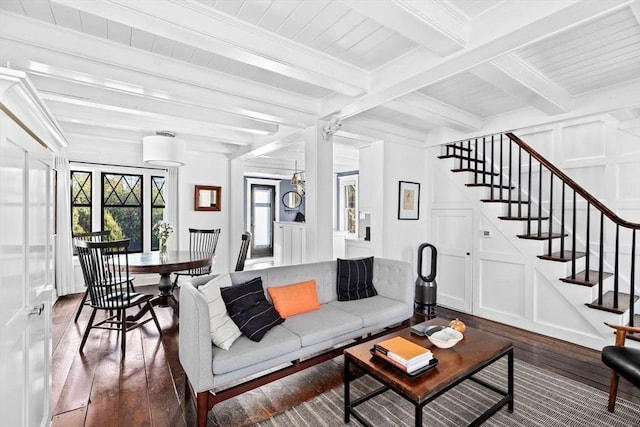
221;277;284;342
336;257;377;301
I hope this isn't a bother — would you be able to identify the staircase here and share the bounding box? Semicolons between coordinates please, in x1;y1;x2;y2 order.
438;132;639;342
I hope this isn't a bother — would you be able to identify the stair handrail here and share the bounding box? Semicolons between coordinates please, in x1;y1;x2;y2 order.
506;132;640;230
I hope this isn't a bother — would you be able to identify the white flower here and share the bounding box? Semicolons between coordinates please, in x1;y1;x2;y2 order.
153;221;173;241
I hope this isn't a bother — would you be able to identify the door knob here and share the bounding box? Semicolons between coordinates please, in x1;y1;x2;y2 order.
28;304;45;316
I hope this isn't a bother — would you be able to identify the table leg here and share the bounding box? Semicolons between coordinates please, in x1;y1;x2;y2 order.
508;349;514;412
344;357;351;423
127;272;179;322
155;272;180;311
415;403;422;427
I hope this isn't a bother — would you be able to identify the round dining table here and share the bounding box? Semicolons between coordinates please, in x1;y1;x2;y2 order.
126;250;213;317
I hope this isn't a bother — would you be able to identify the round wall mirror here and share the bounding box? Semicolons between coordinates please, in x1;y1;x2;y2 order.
282;191;302;209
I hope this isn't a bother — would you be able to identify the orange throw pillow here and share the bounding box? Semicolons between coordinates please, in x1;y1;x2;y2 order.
267;280;320;318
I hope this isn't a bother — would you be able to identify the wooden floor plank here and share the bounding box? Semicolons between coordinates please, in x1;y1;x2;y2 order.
51;291;640;427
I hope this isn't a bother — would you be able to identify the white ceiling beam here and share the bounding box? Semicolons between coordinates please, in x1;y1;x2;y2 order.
235;130;304;162
346;113;428;142
340;116;426;147
619;117;640;129
386;92;482;133
345;0;467;56
471;54;572;115
631;0;640;23
29;73;278;135
46;98;255;145
52;0;369;96
323;0;631;119
0;12;318;127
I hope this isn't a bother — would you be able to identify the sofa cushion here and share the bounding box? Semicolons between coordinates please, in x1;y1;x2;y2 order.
199;274;242;350
211;325;301;375
337;257;377;301
267;280;320;318
329;295;409;328
221;277;284;342
281;304;362;346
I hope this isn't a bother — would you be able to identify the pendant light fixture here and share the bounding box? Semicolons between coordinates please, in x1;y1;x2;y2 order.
142;131;187;167
290;160;305;195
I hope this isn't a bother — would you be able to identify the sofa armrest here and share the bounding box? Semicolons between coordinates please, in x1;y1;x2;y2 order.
179;279;215;393
373;258;414;314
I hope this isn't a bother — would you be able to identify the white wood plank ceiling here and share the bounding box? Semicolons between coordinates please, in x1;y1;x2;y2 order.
1;0;639;176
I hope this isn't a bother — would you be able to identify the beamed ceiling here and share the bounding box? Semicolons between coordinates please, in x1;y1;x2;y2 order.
1;0;639;177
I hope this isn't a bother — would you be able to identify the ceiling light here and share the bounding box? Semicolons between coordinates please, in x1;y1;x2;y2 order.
142;131;186;167
291;160;305;195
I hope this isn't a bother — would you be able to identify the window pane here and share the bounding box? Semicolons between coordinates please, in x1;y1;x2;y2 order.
71;171;91;234
151;176;165;251
253;206;271;246
103;173;143;252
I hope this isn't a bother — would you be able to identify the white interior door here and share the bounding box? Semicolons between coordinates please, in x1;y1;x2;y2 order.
0;115;52;427
431;209;473;313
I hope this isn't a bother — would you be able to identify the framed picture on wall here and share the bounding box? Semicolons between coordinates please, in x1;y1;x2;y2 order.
398;181;420;220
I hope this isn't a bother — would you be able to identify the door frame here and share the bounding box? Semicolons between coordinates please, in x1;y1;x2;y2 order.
245;178;280;258
250;183;276;257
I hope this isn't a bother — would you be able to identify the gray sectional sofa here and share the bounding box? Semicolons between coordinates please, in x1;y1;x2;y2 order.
179;257;414;426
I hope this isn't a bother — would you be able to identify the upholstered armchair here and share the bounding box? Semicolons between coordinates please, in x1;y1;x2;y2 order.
601;322;640;412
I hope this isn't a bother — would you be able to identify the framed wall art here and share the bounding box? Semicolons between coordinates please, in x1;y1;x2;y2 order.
398;181;420;220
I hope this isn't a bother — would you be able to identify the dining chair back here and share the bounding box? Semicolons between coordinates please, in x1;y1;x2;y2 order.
235;232;252;272
172;228;221;287
72;230;132;322
75;238;161;357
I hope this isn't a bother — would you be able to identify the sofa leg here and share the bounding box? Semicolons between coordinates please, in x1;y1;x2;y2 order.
197;391;210;427
185;374;191;401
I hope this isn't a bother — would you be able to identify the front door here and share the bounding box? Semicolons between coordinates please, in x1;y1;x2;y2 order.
250;184;275;258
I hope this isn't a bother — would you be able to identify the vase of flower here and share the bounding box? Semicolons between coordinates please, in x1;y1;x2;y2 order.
153;220;173;259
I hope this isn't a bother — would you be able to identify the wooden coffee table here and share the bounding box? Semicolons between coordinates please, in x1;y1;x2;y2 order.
344;320;513;426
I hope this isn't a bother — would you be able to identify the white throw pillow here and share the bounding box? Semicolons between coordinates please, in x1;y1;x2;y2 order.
199;274;242;350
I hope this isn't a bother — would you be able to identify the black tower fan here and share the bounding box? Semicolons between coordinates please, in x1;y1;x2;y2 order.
414;243;437;318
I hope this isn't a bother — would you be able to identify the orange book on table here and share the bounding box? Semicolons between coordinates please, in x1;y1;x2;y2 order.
374;336;430;364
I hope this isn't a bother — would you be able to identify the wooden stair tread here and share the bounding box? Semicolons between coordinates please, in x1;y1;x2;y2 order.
517;232;567;240
499;216;549;221
482;199;529;204
451;168;499;176
438;154;484;163
466;183;515;190
560;270;613;287
585;291;639;315
444;144;472;152
538;250;586;262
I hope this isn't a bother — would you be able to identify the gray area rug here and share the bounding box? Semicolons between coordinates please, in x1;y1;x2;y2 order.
256;358;640;426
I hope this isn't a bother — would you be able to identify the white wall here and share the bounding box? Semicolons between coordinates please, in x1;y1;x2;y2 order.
179;151;230;274
381;141;429;267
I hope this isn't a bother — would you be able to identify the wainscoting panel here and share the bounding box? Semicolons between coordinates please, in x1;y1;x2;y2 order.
478;258;525;318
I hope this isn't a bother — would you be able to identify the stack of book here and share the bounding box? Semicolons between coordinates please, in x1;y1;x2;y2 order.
373;336;434;374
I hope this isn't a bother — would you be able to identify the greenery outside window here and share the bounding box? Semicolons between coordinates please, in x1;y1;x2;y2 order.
70;164;165;255
151;176;166;251
102;173;143;252
71;171;92;235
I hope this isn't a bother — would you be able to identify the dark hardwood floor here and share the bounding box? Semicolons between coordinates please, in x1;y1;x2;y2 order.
51;288;640;426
